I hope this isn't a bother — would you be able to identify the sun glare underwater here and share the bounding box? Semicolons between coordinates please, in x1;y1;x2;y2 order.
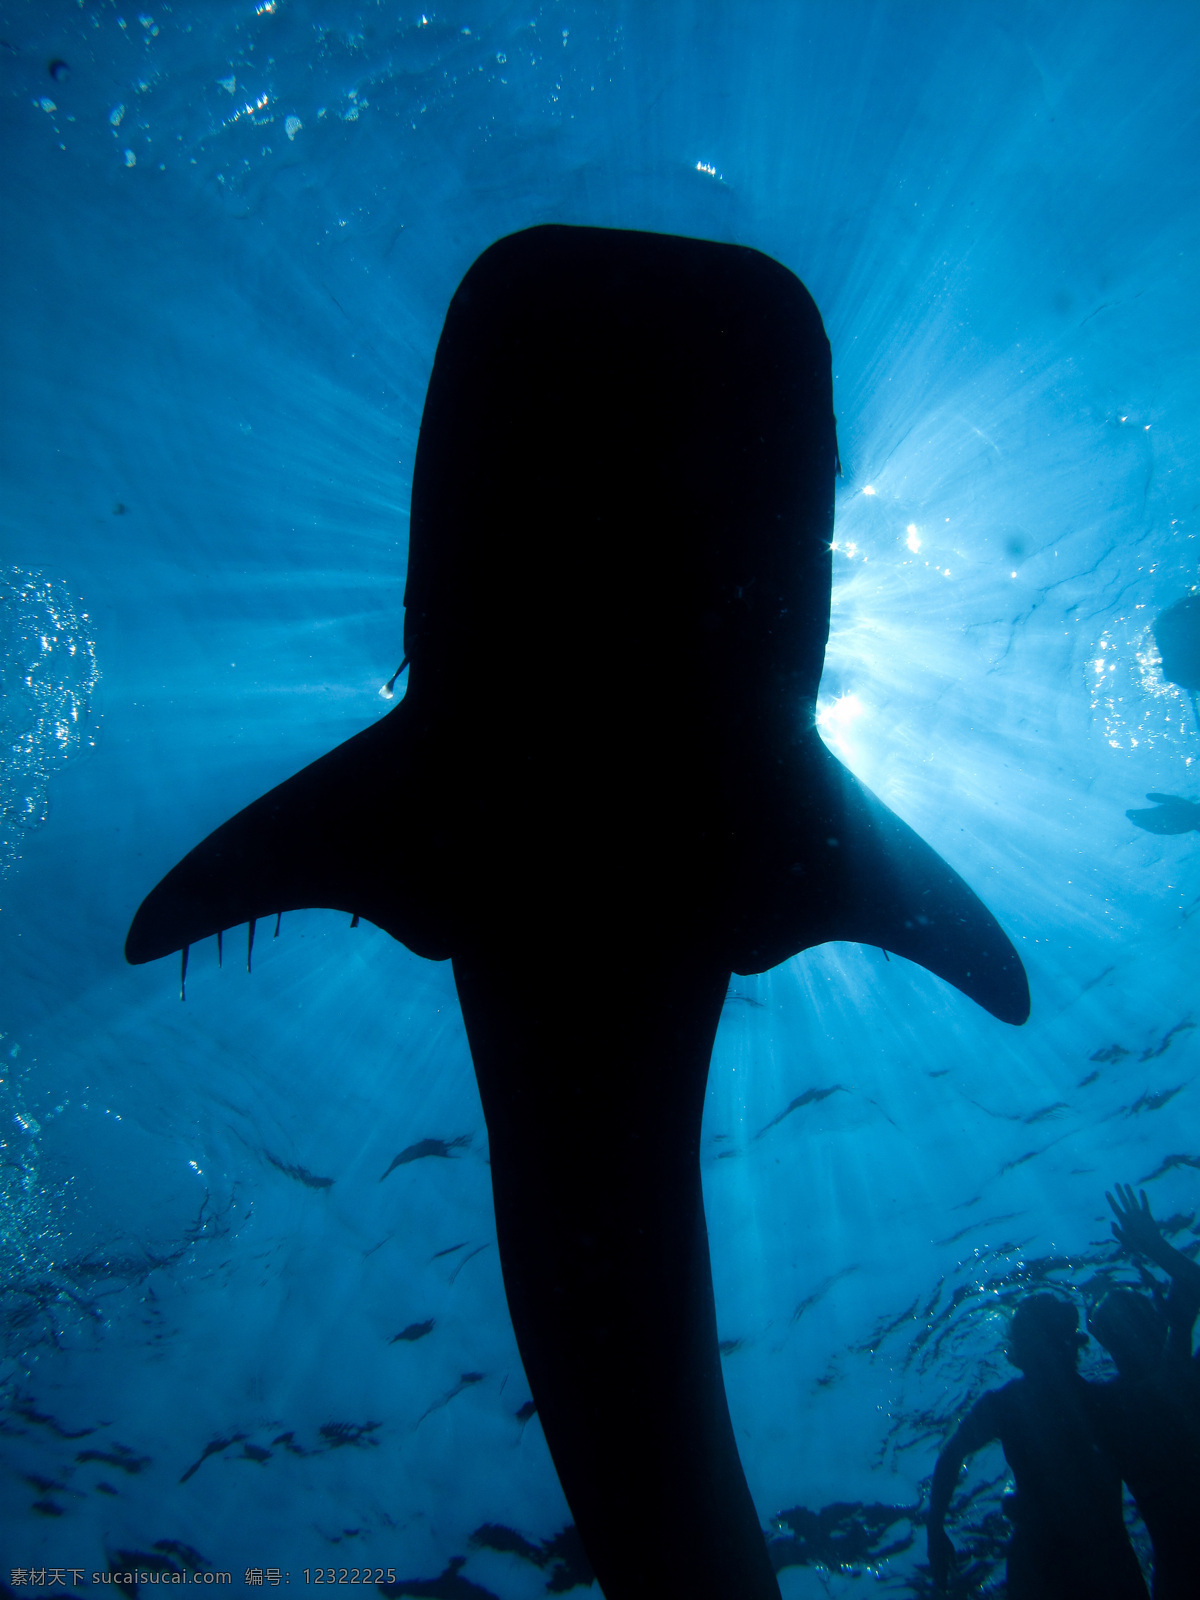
2;1;1199;1594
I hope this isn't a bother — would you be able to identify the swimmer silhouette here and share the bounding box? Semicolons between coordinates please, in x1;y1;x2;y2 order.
1090;1186;1200;1599
1155;595;1200;732
928;1295;1147;1600
1127;794;1200;835
126;226;1029;1599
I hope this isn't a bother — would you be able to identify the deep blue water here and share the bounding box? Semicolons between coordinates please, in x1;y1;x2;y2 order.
2;1;1198;1593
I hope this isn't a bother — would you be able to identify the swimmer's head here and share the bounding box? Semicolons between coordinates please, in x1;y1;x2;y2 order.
1090;1289;1166;1379
1007;1294;1087;1374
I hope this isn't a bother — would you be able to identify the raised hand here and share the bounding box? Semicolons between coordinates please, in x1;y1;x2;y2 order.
1106;1183;1164;1259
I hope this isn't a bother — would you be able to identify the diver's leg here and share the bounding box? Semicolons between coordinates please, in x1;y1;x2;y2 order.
453;946;780;1600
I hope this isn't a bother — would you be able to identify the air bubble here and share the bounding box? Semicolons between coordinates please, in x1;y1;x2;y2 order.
0;569;100;876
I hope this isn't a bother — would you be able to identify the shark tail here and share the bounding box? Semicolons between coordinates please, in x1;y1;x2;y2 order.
124;702;450;968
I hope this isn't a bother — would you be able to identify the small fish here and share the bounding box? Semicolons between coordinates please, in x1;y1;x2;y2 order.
179;1435;244;1483
756;1085;847;1139
448;1242;490;1284
1139;1152;1200;1183
999;1148;1040;1176
271;1430;310;1456
378;1556;499;1600
392;1319;435;1343
76;1445;150;1476
791;1266;857;1324
25;1474;68;1494
16;1402;94;1439
265;1152;334;1189
416;1373;485;1427
1128;1085;1186;1115
1139;1020;1194;1062
318;1420;380;1449
380;1135;471;1181
1022;1101;1069;1125
935;1213;1023;1248
152;1542;209;1574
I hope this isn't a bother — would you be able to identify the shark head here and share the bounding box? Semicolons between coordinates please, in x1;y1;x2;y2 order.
403;225;835;728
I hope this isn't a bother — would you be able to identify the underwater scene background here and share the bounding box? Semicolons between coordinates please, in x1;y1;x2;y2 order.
2;0;1199;1592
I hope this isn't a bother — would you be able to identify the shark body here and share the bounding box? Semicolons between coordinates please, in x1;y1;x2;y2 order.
127;226;1028;1598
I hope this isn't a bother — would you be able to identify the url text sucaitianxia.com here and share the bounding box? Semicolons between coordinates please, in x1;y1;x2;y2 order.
10;1570;409;1587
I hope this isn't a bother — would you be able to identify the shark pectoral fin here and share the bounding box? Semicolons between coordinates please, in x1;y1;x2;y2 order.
125;703;449;967
733;741;1030;1025
833;771;1030;1024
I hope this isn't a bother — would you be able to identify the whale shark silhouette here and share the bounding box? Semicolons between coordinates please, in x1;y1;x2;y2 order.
127;226;1029;1598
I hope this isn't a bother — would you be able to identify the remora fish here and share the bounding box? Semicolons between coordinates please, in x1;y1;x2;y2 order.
126;226;1029;1599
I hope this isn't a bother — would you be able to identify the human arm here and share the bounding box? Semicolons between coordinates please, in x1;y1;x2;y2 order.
1108;1184;1199;1282
1108;1184;1200;1359
927;1396;999;1593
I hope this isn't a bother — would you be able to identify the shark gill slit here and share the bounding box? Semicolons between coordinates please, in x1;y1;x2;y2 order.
247;918;256;974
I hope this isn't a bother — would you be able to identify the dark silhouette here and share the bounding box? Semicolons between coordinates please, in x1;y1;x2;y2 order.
391;1320;434;1343
469;1522;594;1593
927;1295;1148;1599
1154;594;1200;730
125;226;1029;1598
379;1134;472;1180
1127;794;1200;835
767;1499;918;1575
1089;1186;1200;1599
378;1556;499;1600
1105;1186;1200;1374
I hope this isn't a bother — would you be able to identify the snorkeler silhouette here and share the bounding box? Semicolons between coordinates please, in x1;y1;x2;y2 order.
928;1294;1148;1599
126;226;1030;1599
1127;795;1200;836
1126;596;1200;831
1155;595;1200;733
1089;1186;1200;1600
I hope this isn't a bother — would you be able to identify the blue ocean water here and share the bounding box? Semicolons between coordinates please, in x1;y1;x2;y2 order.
1;1;1198;1592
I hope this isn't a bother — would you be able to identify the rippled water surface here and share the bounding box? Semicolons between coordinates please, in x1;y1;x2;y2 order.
2;2;1199;1593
